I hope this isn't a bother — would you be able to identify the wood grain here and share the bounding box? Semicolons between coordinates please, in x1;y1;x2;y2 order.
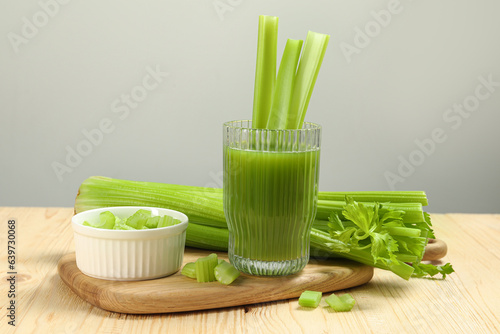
57;249;374;314
1;208;499;334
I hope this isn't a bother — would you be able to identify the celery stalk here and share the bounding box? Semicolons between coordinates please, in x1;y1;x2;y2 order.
309;228;416;280
252;15;278;129
316;200;426;223
186;223;228;251
267;39;303;129
75;176;226;228
318;191;428;206
287;31;330;129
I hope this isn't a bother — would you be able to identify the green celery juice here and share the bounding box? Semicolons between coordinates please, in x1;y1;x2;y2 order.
223;146;320;275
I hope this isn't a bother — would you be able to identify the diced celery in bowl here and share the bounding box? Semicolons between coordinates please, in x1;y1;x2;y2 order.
81;208;183;230
71;206;189;281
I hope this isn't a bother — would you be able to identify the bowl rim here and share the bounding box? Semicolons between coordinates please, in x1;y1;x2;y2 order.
72;206;189;240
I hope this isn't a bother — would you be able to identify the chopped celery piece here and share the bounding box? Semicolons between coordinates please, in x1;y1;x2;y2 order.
181;262;196;279
99;211;116;229
82;211;116;229
184;258;238;283
252;15;278;128
195;253;218;282
267;39;303;129
157;215;173;228
126;209;151;229
113;223;135;230
287;31;330;129
298;290;322;308
325;293;355;312
157;216;181;228
214;260;240;285
145;216;160;228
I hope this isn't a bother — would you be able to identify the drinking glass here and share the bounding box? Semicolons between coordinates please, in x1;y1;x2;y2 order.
223;120;321;276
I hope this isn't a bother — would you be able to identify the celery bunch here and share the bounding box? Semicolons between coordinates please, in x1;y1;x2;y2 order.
75;176;453;280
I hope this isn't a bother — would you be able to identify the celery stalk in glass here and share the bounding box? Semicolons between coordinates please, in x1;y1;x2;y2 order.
287;31;330;129
252;15;278;129
266;39;303;129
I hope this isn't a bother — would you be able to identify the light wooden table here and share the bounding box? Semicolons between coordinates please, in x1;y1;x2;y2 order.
1;208;499;334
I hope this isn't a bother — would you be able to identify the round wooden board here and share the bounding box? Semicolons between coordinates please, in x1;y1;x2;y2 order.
58;248;374;314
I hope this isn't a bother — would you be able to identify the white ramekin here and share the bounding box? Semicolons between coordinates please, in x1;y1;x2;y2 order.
71;206;188;281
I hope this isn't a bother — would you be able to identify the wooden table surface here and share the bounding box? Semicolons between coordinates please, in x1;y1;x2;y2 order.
1;208;499;334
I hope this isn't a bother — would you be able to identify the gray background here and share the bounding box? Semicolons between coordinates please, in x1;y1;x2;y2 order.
1;0;499;213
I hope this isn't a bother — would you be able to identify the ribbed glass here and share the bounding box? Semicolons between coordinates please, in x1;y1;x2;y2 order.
223;120;321;276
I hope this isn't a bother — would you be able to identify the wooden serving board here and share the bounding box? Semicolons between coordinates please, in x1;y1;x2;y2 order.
58;248;373;314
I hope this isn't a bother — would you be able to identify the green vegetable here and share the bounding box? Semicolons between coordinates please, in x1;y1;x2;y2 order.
267;39;303;129
98;211;117;229
74;176;453;279
324;293;355;312
251;16;329;129
318;191;428;206
145;216;160;229
186;223;228;251
75;176;226;228
252;15;278;129
214;260;241;285
81;207;181;230
298;291;322;308
181;262;196;279
195;253;219;282
157;215;175;228
83;211;116;229
286;31;329;129
125;209;151;229
113;222;135;230
310;197;454;279
411;262;454;279
316;200;430;227
182;258;240;285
